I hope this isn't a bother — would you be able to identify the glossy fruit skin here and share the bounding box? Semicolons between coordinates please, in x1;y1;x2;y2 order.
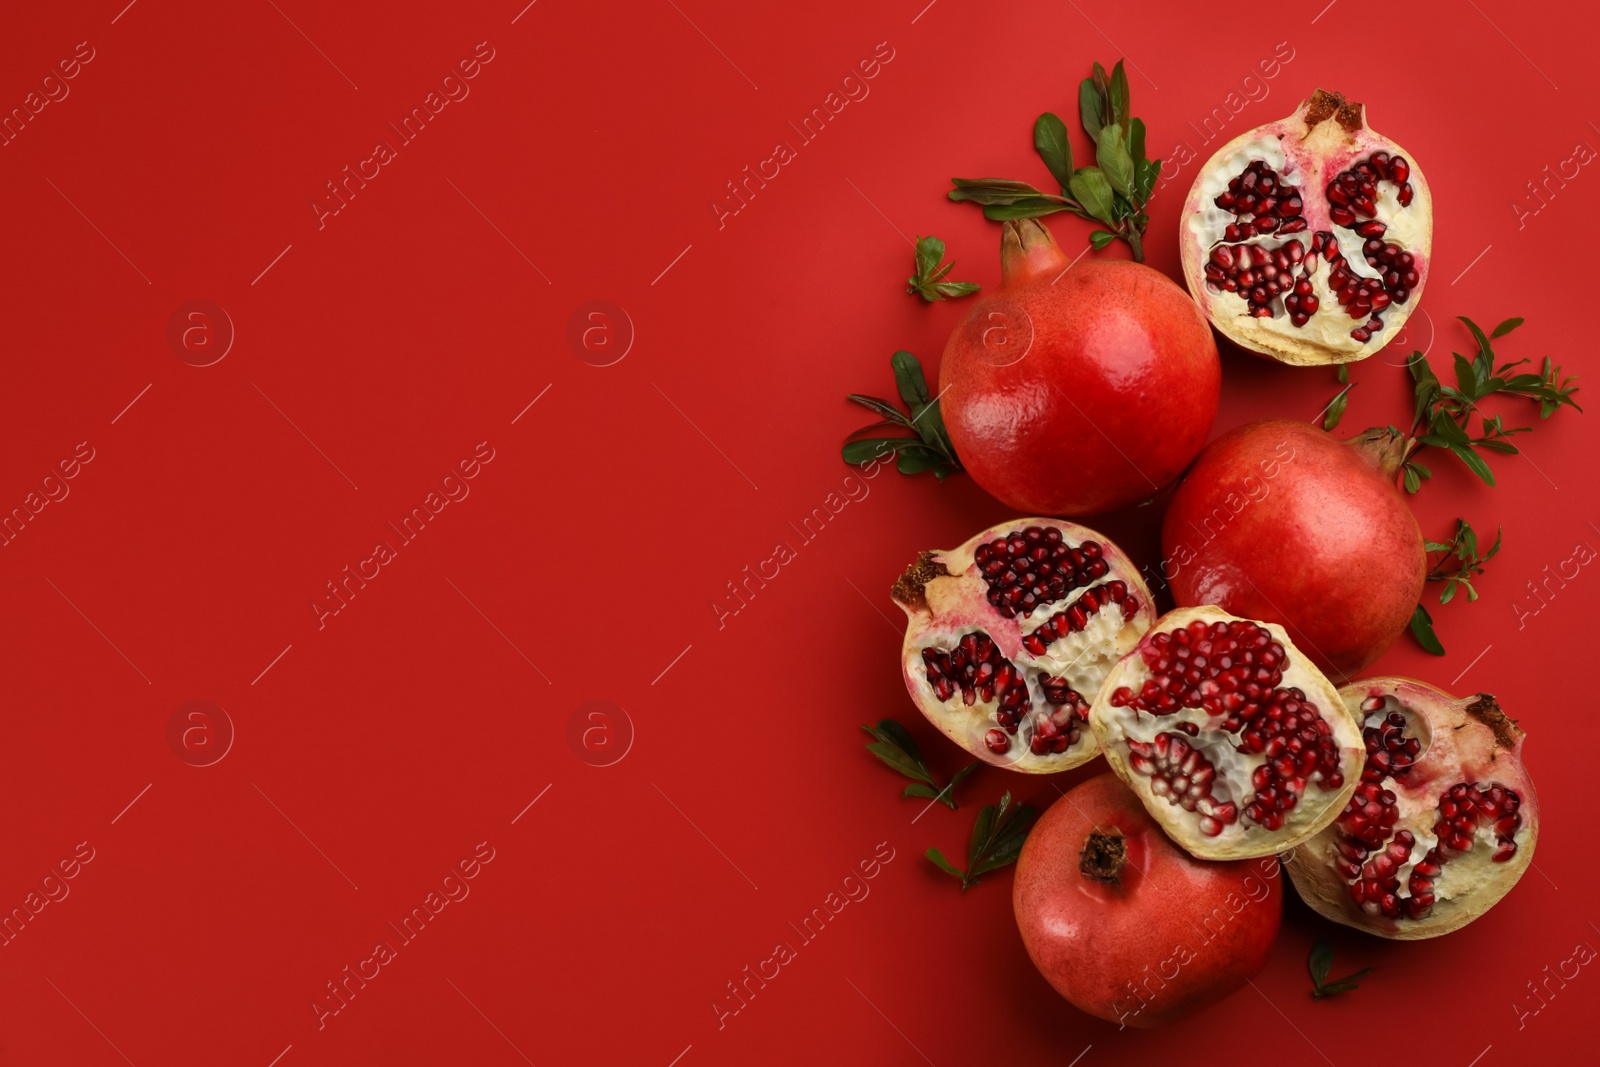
1162;420;1425;681
941;220;1220;517
1014;774;1282;1029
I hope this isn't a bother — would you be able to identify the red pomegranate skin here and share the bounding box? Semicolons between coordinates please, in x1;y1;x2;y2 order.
1014;774;1281;1029
1162;420;1426;680
940;220;1220;516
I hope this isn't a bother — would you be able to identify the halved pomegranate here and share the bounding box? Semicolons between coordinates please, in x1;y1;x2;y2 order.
1089;607;1363;858
1286;677;1539;939
892;519;1155;773
1180;89;1433;365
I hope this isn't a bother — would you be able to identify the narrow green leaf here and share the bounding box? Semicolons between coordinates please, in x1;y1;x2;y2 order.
1491;317;1525;338
982;199;1075;221
902;783;939;799
890;351;930;408
1410;603;1446;656
1078;78;1103;142
1459;316;1494;363
1128;116;1147;167
913;235;943;279
933;281;980;299
1439;581;1458;605
925;848;964;880
968;802;998;871
1089;230;1116;250
1096;125;1136;200
1308;941;1334;988
1068;168;1117;226
1109;60;1130;132
864;741;930;783
1033;112;1074;191
1323;384;1353;432
1452;352;1480;400
1337;363;1350;384
948;177;1051;205
1402;465;1421;493
1449;442;1496;486
846;394;912;425
895;449;942;476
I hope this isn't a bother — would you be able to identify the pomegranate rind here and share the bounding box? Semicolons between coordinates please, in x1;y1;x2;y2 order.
1089;606;1363;859
1179;90;1433;367
1285;677;1539;940
894;518;1156;774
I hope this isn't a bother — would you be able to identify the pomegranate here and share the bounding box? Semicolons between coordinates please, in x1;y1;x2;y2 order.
892;518;1155;773
1180;89;1433;365
1161;419;1426;680
1014;773;1282;1029
1089;606;1363;859
939;218;1220;516
1287;677;1539;939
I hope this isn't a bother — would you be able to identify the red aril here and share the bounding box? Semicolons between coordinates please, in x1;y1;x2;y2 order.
1286;677;1539;939
892;518;1155;773
1161;419;1427;680
940;218;1220;516
1014;773;1282;1029
1089;606;1364;859
1180;89;1433;365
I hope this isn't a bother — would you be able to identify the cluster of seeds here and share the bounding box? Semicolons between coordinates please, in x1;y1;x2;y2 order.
920;632;1027;720
1202;240;1317;322
1019;580;1139;655
1326;151;1414;227
1212;160;1308;240
1124;731;1237;837
1108;620;1344;833
1334;700;1522;922
974;526;1105;619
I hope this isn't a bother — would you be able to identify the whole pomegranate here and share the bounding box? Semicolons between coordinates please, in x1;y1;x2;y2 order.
940;218;1220;516
1161;420;1425;680
1180;88;1433;365
1014;773;1282;1029
892;518;1154;772
1089;606;1363;859
1286;677;1539;939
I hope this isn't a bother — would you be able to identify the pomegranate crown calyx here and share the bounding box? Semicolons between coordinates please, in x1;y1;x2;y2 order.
1348;425;1410;480
1301;89;1367;137
1000;218;1070;284
1078;828;1128;884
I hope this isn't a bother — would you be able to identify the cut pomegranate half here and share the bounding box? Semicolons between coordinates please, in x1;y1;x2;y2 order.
1286;677;1539;939
892;519;1156;773
1179;89;1433;366
1089;607;1363;858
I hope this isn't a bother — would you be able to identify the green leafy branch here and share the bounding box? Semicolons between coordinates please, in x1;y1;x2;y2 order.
1400;316;1580;493
925;791;1037;891
860;719;977;810
949;61;1161;261
1409;519;1503;656
842;351;962;480
907;235;979;302
1308;941;1373;1000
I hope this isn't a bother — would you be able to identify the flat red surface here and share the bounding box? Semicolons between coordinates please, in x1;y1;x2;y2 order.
1;1;1596;1064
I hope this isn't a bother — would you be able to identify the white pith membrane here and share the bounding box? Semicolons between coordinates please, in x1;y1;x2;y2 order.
1286;679;1539;940
1179;90;1433;367
894;519;1156;774
1088;607;1363;860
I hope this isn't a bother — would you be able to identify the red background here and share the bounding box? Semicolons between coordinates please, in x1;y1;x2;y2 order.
1;1;1595;1064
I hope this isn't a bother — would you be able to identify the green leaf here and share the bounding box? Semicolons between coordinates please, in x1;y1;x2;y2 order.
949;177;1052;205
981;199;1075;221
1459;316;1493;363
913;235;943;279
846;394;912;425
1402;465;1420;494
890;351;930;408
1449;442;1496;486
902;783;940;800
1410;603;1445;656
972;805;1037;876
841;438;908;465
1078;78;1103;142
968;800;998;871
1108;61;1129;133
865;741;929;783
1308;941;1334;989
895;449;944;476
949;762;979;792
1452;351;1480;400
1033;112;1074;191
1486;526;1504;560
907;236;979;302
925;848;965;881
1089;230;1116;250
1491;317;1525;338
1439;580;1458;605
933;281;980;299
1337;363;1350;384
1069;168;1117;226
1322;384;1353;432
1096;125;1136;200
1134;158;1160;203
